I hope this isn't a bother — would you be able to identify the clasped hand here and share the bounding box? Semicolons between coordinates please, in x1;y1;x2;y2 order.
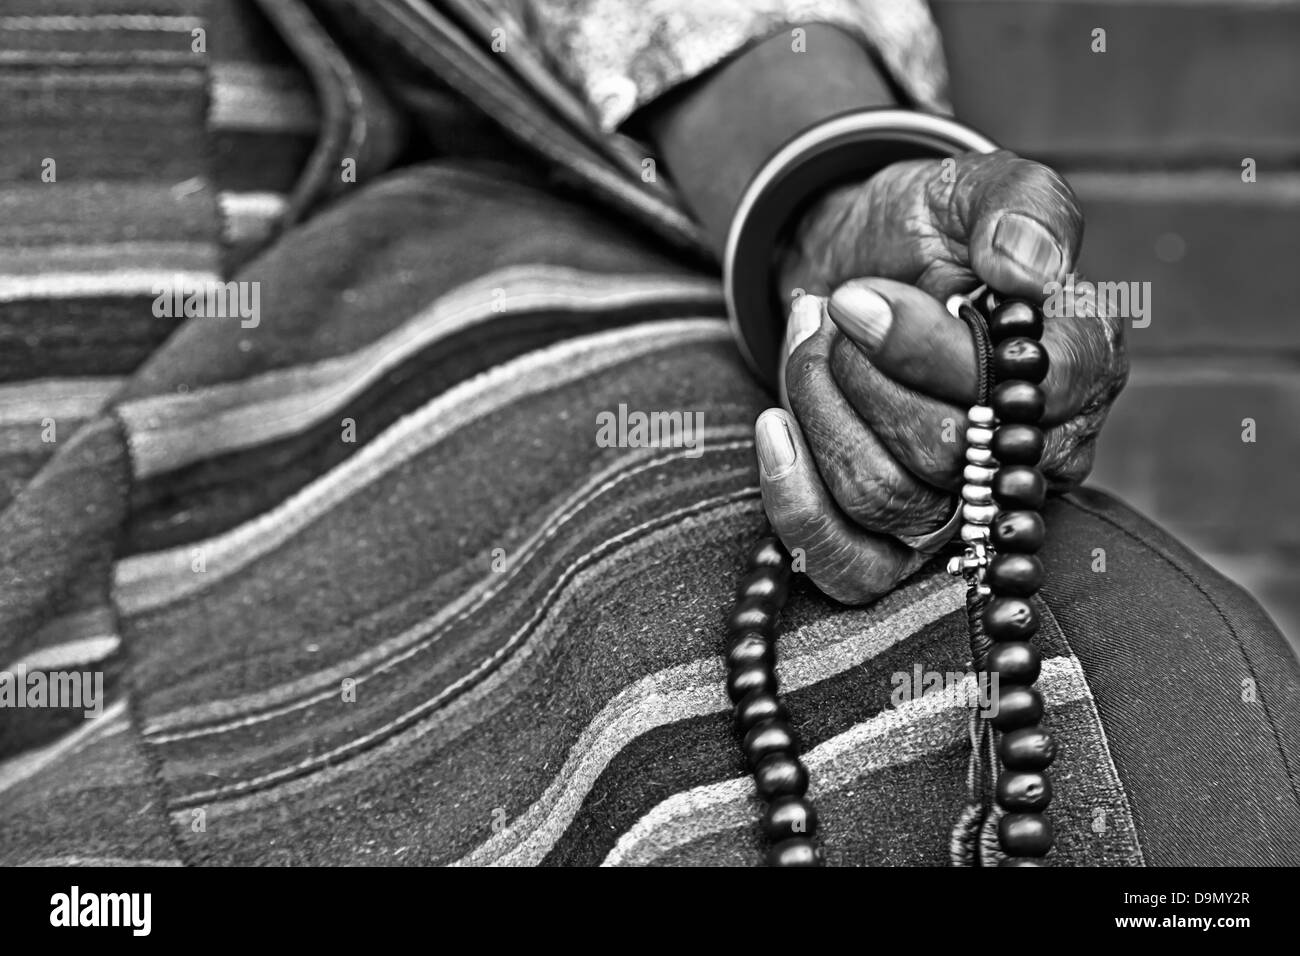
756;150;1129;604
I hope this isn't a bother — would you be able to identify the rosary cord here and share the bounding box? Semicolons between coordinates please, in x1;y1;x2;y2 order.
958;299;996;407
949;299;999;865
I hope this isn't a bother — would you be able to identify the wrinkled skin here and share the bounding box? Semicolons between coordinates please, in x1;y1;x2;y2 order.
756;150;1129;604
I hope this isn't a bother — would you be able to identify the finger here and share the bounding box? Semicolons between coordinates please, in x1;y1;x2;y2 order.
1046;436;1098;491
777;292;826;414
755;408;924;605
827;333;968;491
1040;406;1109;488
957;151;1083;301
828;276;1128;426
1037;285;1129;424
827;278;978;406
829;319;1112;495
787;151;1084;302
784;319;952;535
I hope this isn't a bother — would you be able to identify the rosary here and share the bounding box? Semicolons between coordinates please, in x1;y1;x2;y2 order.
723;293;1056;866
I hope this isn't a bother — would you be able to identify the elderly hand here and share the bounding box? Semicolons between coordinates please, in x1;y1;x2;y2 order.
756;150;1128;604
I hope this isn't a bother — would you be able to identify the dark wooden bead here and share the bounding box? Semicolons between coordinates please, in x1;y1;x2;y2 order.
726;632;774;671
762;796;819;842
993;465;1047;510
735;691;788;734
999;812;1054;856
991;510;1046;553
982;597;1040;641
735;566;789;608
726;663;775;704
1000;726;1057;771
766;837;820;867
748;537;788;572
992;381;1046;424
990;685;1044;731
987;642;1041;684
987;554;1044;597
997;771;1053;812
728;596;777;636
754;753;809;800
999;857;1046;867
994;337;1048;384
743;719;797;767
989;300;1043;343
990;424;1045;466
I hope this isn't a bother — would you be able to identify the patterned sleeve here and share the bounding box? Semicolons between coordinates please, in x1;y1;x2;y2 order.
505;0;952;131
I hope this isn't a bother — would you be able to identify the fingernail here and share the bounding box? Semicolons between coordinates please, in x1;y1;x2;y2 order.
784;293;824;356
755;412;796;478
993;213;1063;279
828;285;892;351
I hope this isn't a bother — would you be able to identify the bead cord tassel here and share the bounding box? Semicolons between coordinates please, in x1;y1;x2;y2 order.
724;536;822;866
949;705;994;866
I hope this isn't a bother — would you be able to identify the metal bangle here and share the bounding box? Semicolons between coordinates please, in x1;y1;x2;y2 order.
723;108;998;388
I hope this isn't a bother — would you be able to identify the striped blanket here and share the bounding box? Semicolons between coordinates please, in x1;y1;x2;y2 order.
2;1;1298;867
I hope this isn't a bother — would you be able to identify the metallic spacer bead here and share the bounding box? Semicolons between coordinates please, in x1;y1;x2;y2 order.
964;464;997;485
968;405;995;427
961;523;991;543
961;483;993;505
947;543;992;579
966;426;994;448
962;502;998;525
966;447;995;467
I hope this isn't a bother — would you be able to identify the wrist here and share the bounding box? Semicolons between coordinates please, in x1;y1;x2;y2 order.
638;25;897;255
724;110;997;388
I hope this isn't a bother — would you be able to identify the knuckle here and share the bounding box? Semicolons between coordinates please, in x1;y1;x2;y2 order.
1014;158;1079;210
764;487;831;551
841;465;946;534
1041;415;1103;486
808;543;892;605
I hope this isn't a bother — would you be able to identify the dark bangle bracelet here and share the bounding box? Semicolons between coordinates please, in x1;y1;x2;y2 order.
722;108;998;388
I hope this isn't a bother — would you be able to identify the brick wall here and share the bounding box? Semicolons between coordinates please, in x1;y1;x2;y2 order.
934;0;1300;646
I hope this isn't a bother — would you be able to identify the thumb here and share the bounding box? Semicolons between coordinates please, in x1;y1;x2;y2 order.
851;150;1083;302
826;277;978;406
956;151;1083;300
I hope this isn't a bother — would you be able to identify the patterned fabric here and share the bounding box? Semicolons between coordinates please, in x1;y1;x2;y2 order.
511;0;951;129
0;4;219;385
2;2;1298;868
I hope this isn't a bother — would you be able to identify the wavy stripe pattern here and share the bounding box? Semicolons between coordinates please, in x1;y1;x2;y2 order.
167;489;760;809
0;700;130;797
602;658;1087;866
0;270;220;302
115;315;731;614
115;266;722;479
143;434;754;739
455;576;963;866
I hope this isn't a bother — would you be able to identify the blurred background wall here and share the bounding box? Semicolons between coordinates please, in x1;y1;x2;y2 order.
933;0;1300;649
